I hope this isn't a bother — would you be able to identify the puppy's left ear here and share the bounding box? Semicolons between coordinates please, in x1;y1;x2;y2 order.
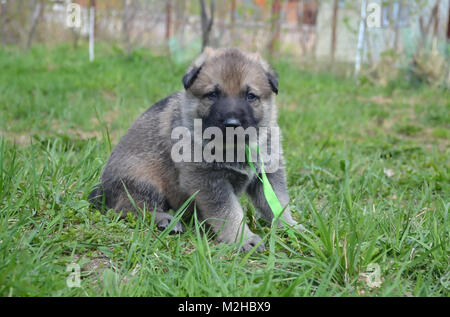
266;69;279;95
182;66;202;90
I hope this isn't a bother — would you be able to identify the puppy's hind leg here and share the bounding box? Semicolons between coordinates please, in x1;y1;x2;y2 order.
108;179;183;234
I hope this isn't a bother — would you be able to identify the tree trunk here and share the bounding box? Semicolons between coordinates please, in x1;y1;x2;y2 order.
26;0;44;49
0;0;8;45
447;2;450;40
122;0;133;55
268;0;282;57
165;0;172;41
330;0;338;61
199;0;215;51
417;0;440;56
89;0;96;62
432;0;440;38
297;0;306;55
72;28;80;50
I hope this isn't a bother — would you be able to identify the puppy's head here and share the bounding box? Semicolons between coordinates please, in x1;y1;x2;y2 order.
181;48;279;132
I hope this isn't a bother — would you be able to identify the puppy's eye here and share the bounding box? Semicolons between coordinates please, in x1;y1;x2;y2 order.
205;91;219;100
246;93;258;102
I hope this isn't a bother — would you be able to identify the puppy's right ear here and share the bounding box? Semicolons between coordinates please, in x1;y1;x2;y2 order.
248;52;279;94
182;66;202;90
266;69;279;95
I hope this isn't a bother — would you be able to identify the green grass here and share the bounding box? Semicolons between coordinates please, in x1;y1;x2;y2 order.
0;44;449;296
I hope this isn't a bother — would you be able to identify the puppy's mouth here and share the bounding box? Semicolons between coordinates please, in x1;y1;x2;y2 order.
202;127;257;146
203;129;257;164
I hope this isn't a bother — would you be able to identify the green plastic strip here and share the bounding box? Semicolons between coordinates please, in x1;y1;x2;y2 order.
245;145;295;237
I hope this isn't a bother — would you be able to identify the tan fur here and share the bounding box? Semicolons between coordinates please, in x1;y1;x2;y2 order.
184;48;277;131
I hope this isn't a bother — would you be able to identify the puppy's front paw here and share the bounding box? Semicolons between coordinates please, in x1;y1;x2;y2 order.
157;217;183;234
278;219;306;233
240;234;265;253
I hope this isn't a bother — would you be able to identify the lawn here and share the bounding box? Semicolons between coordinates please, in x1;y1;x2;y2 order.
0;44;448;296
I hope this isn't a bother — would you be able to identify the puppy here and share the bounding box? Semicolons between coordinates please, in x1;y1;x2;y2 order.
89;48;301;251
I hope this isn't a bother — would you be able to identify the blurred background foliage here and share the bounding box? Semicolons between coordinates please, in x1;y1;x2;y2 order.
0;0;449;87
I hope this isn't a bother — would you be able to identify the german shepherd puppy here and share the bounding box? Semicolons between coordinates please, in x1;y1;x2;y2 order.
89;48;302;252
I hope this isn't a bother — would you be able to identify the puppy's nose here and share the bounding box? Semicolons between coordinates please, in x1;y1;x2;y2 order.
223;118;241;128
